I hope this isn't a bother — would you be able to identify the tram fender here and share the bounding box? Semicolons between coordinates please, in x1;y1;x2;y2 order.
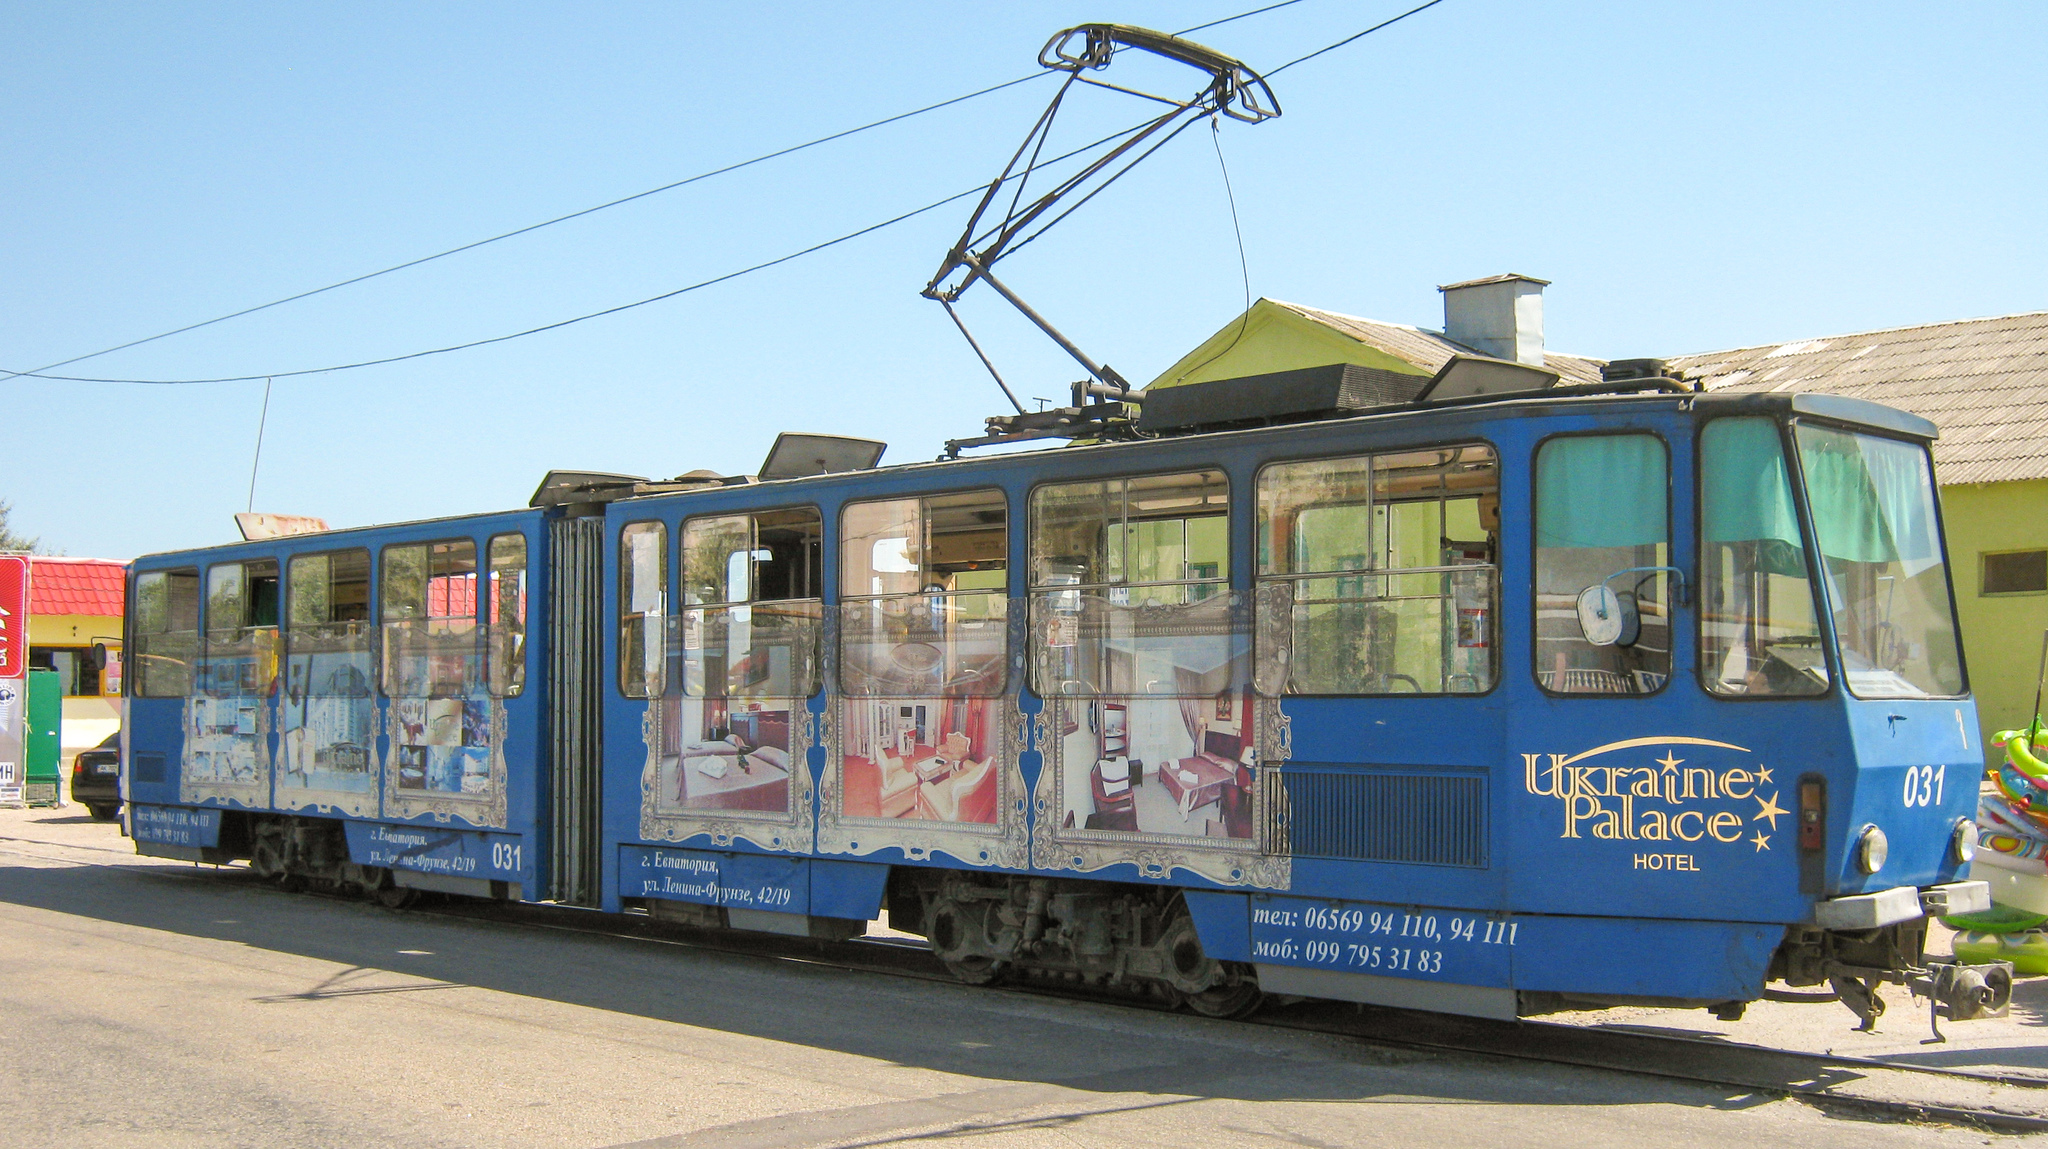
809;860;891;921
1512;917;1779;1001
1181;890;1252;961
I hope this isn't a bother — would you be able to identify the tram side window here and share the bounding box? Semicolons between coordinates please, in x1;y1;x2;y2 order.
1534;434;1671;694
132;568;200;697
1028;470;1234;697
1256;444;1498;695
841;490;1008;697
1699;418;1826;696
619;522;667;698
380;540;479;699
487;534;527;697
679;508;823;699
203;559;281;699
285;548;374;696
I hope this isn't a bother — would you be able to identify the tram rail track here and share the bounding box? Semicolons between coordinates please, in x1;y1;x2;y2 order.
10;833;2046;1135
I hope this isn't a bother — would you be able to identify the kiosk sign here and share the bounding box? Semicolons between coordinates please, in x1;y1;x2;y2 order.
0;555;29;806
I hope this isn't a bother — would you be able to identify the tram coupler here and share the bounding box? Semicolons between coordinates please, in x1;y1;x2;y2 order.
1824;958;2012;1041
1915;959;2014;1044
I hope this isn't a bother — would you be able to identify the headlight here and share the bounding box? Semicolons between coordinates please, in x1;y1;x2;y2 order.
1856;824;1889;874
1953;818;1979;865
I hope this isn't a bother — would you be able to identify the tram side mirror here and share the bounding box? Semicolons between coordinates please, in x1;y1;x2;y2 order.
1576;585;1640;648
90;643;110;670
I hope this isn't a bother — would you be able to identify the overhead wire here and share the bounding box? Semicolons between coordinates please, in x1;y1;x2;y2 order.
1175;0;1310;38
5;0;1451;388
0;2;1316;386
14;121;1170;386
0;70;1055;384
1270;0;1445;73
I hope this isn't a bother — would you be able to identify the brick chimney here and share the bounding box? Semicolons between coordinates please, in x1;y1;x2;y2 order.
1439;273;1548;367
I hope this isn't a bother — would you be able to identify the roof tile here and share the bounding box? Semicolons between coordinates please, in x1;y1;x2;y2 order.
26;557;126;617
1671;311;2048;485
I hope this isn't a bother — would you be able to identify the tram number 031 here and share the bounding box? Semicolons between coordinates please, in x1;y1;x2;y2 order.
490;842;523;872
1902;764;1945;809
1303;940;1444;974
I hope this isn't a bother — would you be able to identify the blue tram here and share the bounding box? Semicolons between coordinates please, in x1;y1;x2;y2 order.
122;378;1993;1025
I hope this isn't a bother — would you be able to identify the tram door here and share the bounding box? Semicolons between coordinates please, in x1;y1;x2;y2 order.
1254;444;1502;873
546;514;606;905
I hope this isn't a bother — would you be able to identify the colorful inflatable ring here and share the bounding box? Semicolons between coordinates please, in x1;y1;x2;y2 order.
1994;722;2048;784
1953;928;2048;976
1942;904;2048;934
1993;763;2048;835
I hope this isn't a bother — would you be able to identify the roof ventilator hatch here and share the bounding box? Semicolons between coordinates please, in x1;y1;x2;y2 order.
758;433;887;481
927;24;1279;457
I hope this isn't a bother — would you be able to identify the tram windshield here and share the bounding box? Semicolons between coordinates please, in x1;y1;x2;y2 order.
1698;418;1826;696
1794;425;1964;698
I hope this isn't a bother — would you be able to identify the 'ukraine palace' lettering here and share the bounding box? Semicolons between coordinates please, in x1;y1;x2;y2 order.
1522;736;1787;857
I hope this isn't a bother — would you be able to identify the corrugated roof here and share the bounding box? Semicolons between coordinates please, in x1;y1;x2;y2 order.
27;557;125;617
1672;311;2048;486
1273;300;1608;386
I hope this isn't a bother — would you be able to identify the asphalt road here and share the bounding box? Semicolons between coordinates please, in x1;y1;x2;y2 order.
0;809;2016;1148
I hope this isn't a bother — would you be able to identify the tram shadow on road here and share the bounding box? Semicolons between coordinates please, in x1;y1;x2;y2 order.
0;853;1843;1122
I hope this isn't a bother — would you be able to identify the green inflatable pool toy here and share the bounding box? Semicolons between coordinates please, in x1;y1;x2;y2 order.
1943;905;2048;933
1953;928;2048;976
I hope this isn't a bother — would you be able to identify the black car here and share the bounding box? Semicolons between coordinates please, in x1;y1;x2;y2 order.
71;733;121;822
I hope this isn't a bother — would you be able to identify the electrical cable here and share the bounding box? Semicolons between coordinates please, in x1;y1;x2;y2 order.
11;123;1164;386
1160;117;1257;391
0;71;1055;384
1270;0;1445;73
7;1;1442;388
1176;0;1310;38
1;1;1317;385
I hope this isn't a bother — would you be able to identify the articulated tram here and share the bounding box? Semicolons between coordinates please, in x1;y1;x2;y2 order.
122;376;1995;1026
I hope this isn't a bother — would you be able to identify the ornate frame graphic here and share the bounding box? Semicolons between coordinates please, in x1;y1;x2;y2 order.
817;693;1029;869
637;697;816;854
1031;695;1289;888
379;698;511;828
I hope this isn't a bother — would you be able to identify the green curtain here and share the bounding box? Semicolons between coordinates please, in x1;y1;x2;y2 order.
1701;417;1809;578
1535;434;1666;548
1796;425;1937;567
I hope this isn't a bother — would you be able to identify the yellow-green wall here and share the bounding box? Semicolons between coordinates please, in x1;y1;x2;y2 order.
1146;300;1428;390
1942;478;2048;767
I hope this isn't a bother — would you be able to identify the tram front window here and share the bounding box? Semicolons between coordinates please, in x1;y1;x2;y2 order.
1794;425;1964;698
1699;418;1826;696
1534;434;1671;695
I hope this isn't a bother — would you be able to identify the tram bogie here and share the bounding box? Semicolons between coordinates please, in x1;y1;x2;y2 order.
120;383;2001;1032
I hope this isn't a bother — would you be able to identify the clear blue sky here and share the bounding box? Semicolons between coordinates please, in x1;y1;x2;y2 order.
6;1;2042;559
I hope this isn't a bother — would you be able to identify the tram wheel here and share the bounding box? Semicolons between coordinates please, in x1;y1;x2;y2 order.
941;955;1008;986
375;883;419;910
1184;980;1263;1019
249;836;286;882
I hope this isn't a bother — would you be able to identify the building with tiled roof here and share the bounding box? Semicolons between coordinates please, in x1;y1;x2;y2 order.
1675;312;2048;486
1678;312;2048;759
22;556;126;764
27;557;125;617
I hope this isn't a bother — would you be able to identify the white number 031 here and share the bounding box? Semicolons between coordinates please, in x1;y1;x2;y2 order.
1902;764;1944;808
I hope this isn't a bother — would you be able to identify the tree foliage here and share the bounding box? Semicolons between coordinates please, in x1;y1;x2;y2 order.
0;499;43;553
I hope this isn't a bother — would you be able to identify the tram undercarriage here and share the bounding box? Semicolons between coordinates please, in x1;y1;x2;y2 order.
888;871;1264;1019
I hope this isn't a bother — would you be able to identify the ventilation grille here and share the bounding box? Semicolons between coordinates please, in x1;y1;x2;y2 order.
131;753;167;785
1277;768;1488;868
